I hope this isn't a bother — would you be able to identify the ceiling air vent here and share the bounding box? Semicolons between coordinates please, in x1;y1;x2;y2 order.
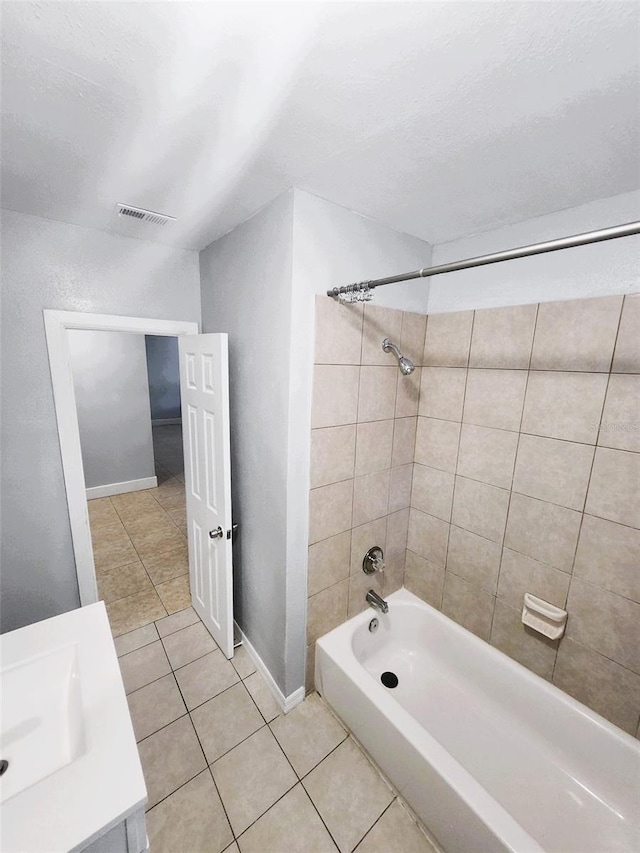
116;203;176;226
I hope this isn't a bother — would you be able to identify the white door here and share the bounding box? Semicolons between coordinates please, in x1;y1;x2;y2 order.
178;333;234;658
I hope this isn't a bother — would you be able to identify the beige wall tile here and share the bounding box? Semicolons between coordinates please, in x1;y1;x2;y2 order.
513;434;594;511
389;463;413;512
407;508;449;567
418;367;466;421
355;420;393;476
395;367;421;417
522;371;608;444
414;416;460;473
307;579;349;644
314;296;363;365
309;480;353;544
469;304;537;369
358;366;397;422
308;531;351;597
531;295;623;372
447;525;502;594
350;517;387;575
553;638;640;735
598;374;640;452
312;365;359;428
612;293;640;373
382;550;405;594
386;507;410;556
566;578;640;674
442;572;495;641
361;304;404;365
401;311;427;366
585;447;640;528
404;549;445;608
352;469;390;527
504;492;582;572
391;416;417;467
310;425;356;488
497;548;570;609
423;310;473;367
451;476;510;543
411;464;454;521
573;515;640;603
457;424;518;489
490;600;557;680
348;570;384;618
463;369;527;431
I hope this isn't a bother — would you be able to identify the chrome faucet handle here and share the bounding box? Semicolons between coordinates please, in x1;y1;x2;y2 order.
363;546;385;575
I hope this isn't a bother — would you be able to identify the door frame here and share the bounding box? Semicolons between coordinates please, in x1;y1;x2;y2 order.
43;309;199;606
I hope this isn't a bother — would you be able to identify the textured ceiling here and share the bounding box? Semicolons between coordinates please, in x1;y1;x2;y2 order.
1;1;638;250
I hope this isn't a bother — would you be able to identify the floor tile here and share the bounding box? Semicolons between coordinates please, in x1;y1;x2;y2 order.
223;845;239;853
175;649;240;711
113;622;159;657
212;726;297;836
231;645;257;679
131;525;187;563
270;693;347;777
304;739;393;853
142;543;190;585
156;574;191;614
355;799;435;853
119;640;171;694
191;682;264;764
244;671;281;722
237;783;337;853
106;587;167;637
127;673;187;741
96;560;153;603
163;622;218;669
93;527;138;573
87;497;120;530
118;510;171;538
156;606;200;638
138;715;206;810
146;769;233;853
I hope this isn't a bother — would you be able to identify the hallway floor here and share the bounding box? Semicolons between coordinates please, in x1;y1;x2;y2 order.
115;608;436;853
88;425;189;636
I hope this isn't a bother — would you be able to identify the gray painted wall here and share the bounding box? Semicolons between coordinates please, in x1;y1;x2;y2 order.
0;209;200;633
200;190;432;697
429;190;640;313
69;330;156;490
145;335;181;421
200;192;294;693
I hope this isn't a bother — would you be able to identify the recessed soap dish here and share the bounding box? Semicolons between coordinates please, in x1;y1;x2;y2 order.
522;593;567;640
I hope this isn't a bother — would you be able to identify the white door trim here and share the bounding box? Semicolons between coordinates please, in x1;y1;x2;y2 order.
43;309;199;606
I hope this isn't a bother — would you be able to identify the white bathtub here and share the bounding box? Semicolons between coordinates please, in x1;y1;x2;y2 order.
315;588;640;853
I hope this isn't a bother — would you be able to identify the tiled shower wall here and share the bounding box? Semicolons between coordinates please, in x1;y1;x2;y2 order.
406;293;640;735
308;292;639;736
306;297;426;689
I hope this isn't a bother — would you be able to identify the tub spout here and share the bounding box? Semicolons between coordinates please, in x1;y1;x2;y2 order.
366;589;389;614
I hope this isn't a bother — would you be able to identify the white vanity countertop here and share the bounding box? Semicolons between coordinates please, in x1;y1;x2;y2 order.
0;602;147;852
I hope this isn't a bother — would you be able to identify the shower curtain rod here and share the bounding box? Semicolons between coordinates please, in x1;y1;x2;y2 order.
327;220;640;300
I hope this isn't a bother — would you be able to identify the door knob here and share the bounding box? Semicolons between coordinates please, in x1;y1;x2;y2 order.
209;526;223;539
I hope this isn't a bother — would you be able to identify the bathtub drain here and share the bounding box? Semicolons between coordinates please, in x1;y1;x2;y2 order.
381;671;398;689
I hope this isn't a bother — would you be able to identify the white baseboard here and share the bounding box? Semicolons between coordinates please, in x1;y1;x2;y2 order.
86;476;158;500
151;417;182;426
234;621;304;714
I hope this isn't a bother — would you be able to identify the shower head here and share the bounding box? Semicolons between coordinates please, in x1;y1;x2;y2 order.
382;338;415;375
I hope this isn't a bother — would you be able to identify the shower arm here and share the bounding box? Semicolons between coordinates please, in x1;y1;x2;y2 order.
382;339;402;359
327;221;640;300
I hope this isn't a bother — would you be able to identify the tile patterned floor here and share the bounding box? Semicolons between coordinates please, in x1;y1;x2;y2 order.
88;425;190;637
115;608;437;853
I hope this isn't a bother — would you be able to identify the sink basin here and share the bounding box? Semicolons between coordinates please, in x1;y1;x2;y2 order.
0;602;146;852
1;643;85;804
